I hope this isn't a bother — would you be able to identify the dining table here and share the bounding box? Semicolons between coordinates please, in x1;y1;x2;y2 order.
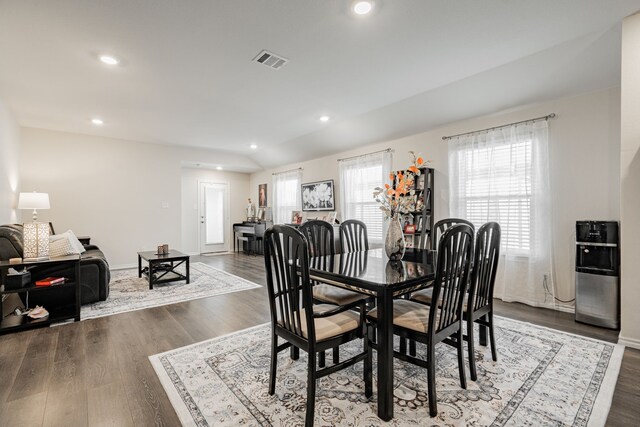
308;247;436;421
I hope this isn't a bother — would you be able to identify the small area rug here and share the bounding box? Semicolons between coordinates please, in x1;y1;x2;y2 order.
150;317;623;426
82;262;261;320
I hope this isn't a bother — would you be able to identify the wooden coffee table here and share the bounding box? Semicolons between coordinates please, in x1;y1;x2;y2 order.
137;250;190;289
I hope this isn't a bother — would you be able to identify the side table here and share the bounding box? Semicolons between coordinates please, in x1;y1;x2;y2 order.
0;255;81;334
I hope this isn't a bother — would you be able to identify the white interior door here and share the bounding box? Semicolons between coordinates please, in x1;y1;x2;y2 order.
199;181;229;253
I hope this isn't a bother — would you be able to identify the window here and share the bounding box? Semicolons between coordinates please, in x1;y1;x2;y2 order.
339;151;392;244
449;120;554;307
454;138;532;251
272;169;302;224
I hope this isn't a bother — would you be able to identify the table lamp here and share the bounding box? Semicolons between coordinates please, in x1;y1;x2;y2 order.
18;192;51;261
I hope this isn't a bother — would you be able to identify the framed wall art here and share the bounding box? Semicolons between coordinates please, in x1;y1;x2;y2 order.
301;179;335;211
258;183;267;207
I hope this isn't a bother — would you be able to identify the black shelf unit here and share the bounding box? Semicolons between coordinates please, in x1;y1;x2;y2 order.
0;255;81;334
396;167;434;250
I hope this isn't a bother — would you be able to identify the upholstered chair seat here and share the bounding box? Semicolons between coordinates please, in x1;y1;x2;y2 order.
368;299;441;334
313;284;367;307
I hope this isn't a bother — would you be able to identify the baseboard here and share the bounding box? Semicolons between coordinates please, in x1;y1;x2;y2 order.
497;297;575;314
110;263;137;271
617;335;640;349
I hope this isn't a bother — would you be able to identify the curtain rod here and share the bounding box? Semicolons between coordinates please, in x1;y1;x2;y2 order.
272;167;303;176
338;148;392;162
442;113;556;141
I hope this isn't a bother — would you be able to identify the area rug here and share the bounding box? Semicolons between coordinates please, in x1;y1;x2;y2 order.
82;262;261;320
149;317;623;426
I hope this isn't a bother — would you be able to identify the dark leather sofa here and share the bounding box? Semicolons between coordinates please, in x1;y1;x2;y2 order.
0;224;110;304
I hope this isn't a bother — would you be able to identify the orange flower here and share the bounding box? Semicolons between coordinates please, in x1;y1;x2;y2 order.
417;157;424;165
408;165;419;174
389;173;394;181
387;188;394;196
384;183;390;189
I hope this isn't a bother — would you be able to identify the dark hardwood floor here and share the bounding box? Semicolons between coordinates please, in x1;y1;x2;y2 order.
0;253;637;426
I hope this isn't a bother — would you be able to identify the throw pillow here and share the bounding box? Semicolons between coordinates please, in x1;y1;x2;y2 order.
48;230;86;256
49;236;76;257
64;230;86;254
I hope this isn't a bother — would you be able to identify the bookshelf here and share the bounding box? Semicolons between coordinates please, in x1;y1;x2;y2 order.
397;167;434;250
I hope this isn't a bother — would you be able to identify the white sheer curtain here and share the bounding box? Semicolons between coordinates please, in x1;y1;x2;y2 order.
449;120;555;308
272;169;302;224
339;151;392;245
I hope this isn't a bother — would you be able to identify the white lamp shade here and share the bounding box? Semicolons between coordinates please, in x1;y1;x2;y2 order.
18;192;50;210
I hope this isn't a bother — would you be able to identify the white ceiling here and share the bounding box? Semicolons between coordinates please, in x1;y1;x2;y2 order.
1;0;639;170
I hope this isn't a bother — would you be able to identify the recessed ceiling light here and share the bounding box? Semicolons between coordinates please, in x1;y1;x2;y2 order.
353;1;374;15
99;55;119;65
216;166;223;171
91;118;104;125
250;143;258;150
319;115;331;122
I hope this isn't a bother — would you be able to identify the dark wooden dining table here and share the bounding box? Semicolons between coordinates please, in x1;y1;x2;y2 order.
308;248;436;421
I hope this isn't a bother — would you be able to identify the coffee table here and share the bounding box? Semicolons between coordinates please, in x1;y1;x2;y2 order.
137;250;190;289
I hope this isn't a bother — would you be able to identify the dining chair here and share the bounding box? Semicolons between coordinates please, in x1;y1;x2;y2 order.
264;224;372;426
429;218;475;250
465;222;501;381
301;220;371;366
340;219;369;252
366;223;474;417
410;218;476;304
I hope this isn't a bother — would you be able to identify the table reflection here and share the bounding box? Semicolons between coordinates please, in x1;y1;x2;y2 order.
310;248;436;287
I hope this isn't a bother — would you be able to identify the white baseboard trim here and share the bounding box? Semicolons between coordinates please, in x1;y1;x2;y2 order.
111;263;137;271
497;297;575;314
617;335;640;350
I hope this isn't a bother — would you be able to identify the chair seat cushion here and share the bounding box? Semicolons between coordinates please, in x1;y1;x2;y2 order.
282;304;360;342
367;300;439;334
313;283;367;306
411;288;470;311
410;287;434;305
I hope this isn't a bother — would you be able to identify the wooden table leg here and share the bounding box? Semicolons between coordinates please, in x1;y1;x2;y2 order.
148;261;154;290
186;257;190;284
377;289;394;421
138;255;142;278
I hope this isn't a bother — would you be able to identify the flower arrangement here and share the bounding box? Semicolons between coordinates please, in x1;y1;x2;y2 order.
373;151;426;219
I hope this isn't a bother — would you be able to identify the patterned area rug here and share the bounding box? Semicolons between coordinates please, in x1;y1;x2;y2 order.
82;262;261;320
150;317;623;426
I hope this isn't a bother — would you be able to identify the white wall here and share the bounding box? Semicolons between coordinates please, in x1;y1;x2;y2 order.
619;13;640;349
20;128;253;268
0;98;20;224
181;167;250;255
251;88;621;311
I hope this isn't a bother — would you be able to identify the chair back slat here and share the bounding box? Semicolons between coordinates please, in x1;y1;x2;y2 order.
469;222;501;312
300;220;335;257
264;225;315;342
429;224;474;333
340;219;369;253
430;218;475;251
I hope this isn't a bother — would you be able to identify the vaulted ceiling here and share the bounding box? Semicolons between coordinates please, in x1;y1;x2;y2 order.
1;0;639;170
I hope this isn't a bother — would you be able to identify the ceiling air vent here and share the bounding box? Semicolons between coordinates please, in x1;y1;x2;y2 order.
253;50;289;70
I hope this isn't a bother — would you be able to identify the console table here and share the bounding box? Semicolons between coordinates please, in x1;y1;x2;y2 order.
0;255;81;334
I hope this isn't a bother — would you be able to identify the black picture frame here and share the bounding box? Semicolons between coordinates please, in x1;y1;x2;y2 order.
301;179;335;211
